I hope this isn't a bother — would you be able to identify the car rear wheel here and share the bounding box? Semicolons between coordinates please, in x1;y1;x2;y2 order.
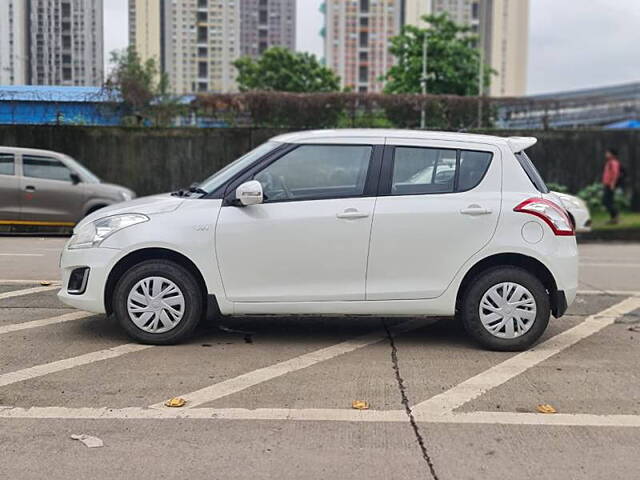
460;266;550;351
113;260;203;345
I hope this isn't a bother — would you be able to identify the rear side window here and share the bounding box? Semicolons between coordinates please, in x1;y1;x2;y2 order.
390;147;493;195
515;152;549;193
458;150;492;191
392;147;457;194
23;155;73;182
0;153;14;176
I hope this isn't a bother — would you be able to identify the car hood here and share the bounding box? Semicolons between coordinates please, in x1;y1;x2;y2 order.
75;193;185;230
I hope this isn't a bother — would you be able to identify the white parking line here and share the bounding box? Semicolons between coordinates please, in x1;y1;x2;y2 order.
0;280;59;285
412;296;640;415
0;253;45;257
578;290;640;296
150;319;428;409
0;285;58;300
1;407;639;428
0;344;152;388
581;262;640;268
0;311;95;336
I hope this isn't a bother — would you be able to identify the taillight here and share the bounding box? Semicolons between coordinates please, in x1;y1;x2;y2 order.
514;198;575;236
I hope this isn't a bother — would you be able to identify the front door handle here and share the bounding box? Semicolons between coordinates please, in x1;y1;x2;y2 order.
24;185;36;192
460;205;492;216
336;208;369;220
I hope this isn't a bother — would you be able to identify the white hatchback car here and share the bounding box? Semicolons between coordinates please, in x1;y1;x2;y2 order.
58;130;578;351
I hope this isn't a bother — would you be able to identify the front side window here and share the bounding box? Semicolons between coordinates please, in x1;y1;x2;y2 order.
23;155;73;182
0;153;15;176
392;147;457;195
255;145;372;202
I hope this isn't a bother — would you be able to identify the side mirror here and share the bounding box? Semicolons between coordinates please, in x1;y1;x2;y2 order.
70;172;81;185
235;180;263;206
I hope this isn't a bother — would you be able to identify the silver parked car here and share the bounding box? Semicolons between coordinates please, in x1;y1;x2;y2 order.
0;147;135;226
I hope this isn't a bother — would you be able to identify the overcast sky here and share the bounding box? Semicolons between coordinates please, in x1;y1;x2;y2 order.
105;0;640;95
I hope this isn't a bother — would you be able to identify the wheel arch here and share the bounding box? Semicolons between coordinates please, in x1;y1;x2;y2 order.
456;253;564;317
104;247;210;316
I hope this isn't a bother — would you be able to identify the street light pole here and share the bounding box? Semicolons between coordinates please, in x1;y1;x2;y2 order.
420;33;428;129
477;0;487;129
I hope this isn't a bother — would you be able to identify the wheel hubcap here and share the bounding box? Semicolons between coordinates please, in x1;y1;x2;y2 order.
127;276;185;334
479;282;537;339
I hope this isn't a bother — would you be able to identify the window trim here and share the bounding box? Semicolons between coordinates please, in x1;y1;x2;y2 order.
222;143;383;206
379;145;494;197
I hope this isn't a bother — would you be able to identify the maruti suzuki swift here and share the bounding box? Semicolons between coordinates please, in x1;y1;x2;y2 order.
58;130;578;351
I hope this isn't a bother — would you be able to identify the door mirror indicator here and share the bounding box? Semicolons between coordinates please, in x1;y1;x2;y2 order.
235;180;263;206
70;172;81;185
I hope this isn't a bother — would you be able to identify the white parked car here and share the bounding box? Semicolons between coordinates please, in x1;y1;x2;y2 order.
58;130;578;351
553;191;591;232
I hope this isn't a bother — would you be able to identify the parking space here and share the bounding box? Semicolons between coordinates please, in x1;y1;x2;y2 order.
1;237;640;479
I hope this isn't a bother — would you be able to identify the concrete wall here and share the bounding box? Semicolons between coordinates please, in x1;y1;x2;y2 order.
0;126;637;209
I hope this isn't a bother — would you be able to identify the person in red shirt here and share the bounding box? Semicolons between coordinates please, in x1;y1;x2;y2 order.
602;148;621;224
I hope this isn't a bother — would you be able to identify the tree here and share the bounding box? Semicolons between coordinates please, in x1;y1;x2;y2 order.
384;14;493;96
106;46;179;125
234;47;340;93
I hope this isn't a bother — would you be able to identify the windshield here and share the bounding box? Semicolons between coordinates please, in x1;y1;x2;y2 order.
199;141;281;194
63;155;101;184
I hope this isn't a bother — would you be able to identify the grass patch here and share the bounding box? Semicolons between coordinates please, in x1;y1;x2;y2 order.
591;211;640;231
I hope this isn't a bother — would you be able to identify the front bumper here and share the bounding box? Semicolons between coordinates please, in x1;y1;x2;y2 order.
58;246;121;313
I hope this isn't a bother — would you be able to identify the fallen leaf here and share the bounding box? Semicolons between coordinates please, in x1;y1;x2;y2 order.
71;434;103;448
352;400;369;410
536;404;557;414
165;397;187;408
40;281;52;286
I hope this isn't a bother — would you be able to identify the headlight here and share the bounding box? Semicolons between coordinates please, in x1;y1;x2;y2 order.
559;195;583;209
68;214;149;249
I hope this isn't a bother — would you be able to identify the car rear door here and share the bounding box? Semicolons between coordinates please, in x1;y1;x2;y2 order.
19;153;86;225
366;138;501;300
0;152;21;221
215;141;382;302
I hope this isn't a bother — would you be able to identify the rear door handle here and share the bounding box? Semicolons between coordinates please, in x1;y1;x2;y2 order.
460;205;492;216
24;185;36;192
336;209;370;220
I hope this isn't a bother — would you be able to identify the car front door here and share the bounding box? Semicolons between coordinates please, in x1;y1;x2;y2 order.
366;139;501;300
215;142;382;302
19;154;86;225
0;152;21;221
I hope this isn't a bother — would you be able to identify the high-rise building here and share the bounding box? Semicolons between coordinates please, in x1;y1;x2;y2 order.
129;0;240;94
404;0;431;27
407;0;529;97
240;0;296;58
325;0;403;93
129;0;164;70
0;0;103;86
29;0;104;86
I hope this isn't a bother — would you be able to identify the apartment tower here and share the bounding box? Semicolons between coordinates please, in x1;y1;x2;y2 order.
325;0;403;93
410;0;529;96
0;0;103;86
240;0;296;58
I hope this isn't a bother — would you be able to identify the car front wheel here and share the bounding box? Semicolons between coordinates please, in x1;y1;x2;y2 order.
113;260;203;345
460;266;550;351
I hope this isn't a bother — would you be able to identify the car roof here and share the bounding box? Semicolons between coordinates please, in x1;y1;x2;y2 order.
271;129;536;152
0;146;67;157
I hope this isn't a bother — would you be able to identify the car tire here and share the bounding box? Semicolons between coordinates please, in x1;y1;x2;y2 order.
460;266;550;351
113;260;203;345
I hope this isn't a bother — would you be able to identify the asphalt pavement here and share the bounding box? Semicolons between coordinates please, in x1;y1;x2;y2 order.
0;236;639;480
